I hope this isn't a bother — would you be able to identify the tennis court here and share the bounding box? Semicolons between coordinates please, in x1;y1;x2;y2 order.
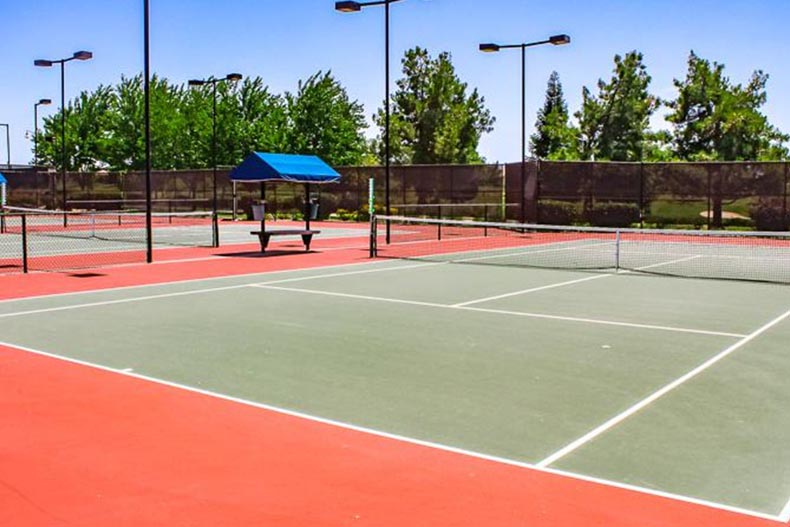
1;219;789;526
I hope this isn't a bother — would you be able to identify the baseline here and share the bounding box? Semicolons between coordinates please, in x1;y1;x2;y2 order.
1;339;782;524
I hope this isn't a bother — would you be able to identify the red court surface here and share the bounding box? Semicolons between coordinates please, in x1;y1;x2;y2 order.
1;344;784;527
1;221;370;300
3;221;788;526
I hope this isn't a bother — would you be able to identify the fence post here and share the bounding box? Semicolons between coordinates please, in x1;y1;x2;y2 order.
639;162;645;229
784;162;789;231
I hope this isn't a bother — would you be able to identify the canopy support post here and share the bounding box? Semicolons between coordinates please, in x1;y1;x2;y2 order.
304;183;311;231
260;182;266;233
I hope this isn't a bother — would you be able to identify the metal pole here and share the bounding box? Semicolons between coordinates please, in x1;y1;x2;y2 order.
34;106;38;166
144;0;153;262
384;0;391;244
212;81;218;218
2;124;9;168
60;61;67;225
520;45;526;225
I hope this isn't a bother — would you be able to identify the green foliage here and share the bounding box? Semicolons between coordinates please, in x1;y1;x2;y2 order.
576;51;660;161
530;72;578;160
285;71;368;165
585;202;641;227
36;73;366;171
377;47;495;165
537;200;581;225
666;51;789;161
750;199;787;231
38;85;115;171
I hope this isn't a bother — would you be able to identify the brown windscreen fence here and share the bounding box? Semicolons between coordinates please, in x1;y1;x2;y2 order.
4;164;508;222
4;161;788;230
526;161;788;230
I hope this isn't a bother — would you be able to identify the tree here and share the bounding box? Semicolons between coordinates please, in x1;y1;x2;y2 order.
377;47;495;165
666;51;788;161
576;51;659;161
235;77;288;160
530;71;578;160
38;85;114;173
666;51;789;226
285;71;368;166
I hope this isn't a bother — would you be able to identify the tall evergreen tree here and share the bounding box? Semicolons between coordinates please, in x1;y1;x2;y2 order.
376;47;494;165
666;51;788;161
576;51;659;161
530;71;577;159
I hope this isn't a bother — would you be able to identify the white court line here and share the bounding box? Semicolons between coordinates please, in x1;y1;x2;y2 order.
0;261;442;318
251;284;746;338
0;340;782;523
536;308;790;468
454;255;702;308
0;257;415;304
779;495;790;522
453;274;611;307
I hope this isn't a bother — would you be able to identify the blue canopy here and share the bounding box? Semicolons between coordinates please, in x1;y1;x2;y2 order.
0;173;6;184
230;153;341;184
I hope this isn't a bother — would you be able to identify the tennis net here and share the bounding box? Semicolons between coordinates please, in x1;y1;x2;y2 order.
0;207;219;273
371;215;790;284
2;206;218;247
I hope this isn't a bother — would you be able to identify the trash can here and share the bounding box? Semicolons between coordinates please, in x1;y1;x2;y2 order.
252;201;266;221
309;198;320;220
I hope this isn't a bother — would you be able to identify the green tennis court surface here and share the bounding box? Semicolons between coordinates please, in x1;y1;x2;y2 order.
1;259;788;518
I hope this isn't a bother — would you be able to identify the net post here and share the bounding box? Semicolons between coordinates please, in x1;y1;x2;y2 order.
368;177;376;258
615;229;621;272
370;214;377;258
22;214;29;273
437;204;442;241
484;205;488;237
212;211;219;248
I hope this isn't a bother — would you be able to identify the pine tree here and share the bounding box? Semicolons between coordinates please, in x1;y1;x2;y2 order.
530;71;577;159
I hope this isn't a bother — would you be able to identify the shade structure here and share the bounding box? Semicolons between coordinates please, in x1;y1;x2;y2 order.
230;153;341;184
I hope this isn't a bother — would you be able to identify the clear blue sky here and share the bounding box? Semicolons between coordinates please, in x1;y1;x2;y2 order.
0;0;788;166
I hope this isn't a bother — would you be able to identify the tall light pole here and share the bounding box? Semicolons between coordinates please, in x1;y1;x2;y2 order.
34;50;93;223
336;0;403;244
480;35;570;224
33;99;52;167
144;0;153;261
0;124;9;168
188;73;243;243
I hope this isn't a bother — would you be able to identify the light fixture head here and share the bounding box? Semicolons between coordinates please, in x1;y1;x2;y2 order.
226;73;243;82
479;43;501;53
34;59;53;67
73;50;93;60
549;34;571;46
336;1;362;12
38;98;53;105
188;79;205;87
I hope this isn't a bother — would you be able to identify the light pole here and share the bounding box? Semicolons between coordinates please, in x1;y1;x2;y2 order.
34;50;93;223
188;73;243;237
336;0;403;244
480;35;570;224
0;124;9;168
33;99;52;167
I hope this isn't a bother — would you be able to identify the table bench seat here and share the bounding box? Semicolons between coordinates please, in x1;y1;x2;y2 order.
250;230;320;252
